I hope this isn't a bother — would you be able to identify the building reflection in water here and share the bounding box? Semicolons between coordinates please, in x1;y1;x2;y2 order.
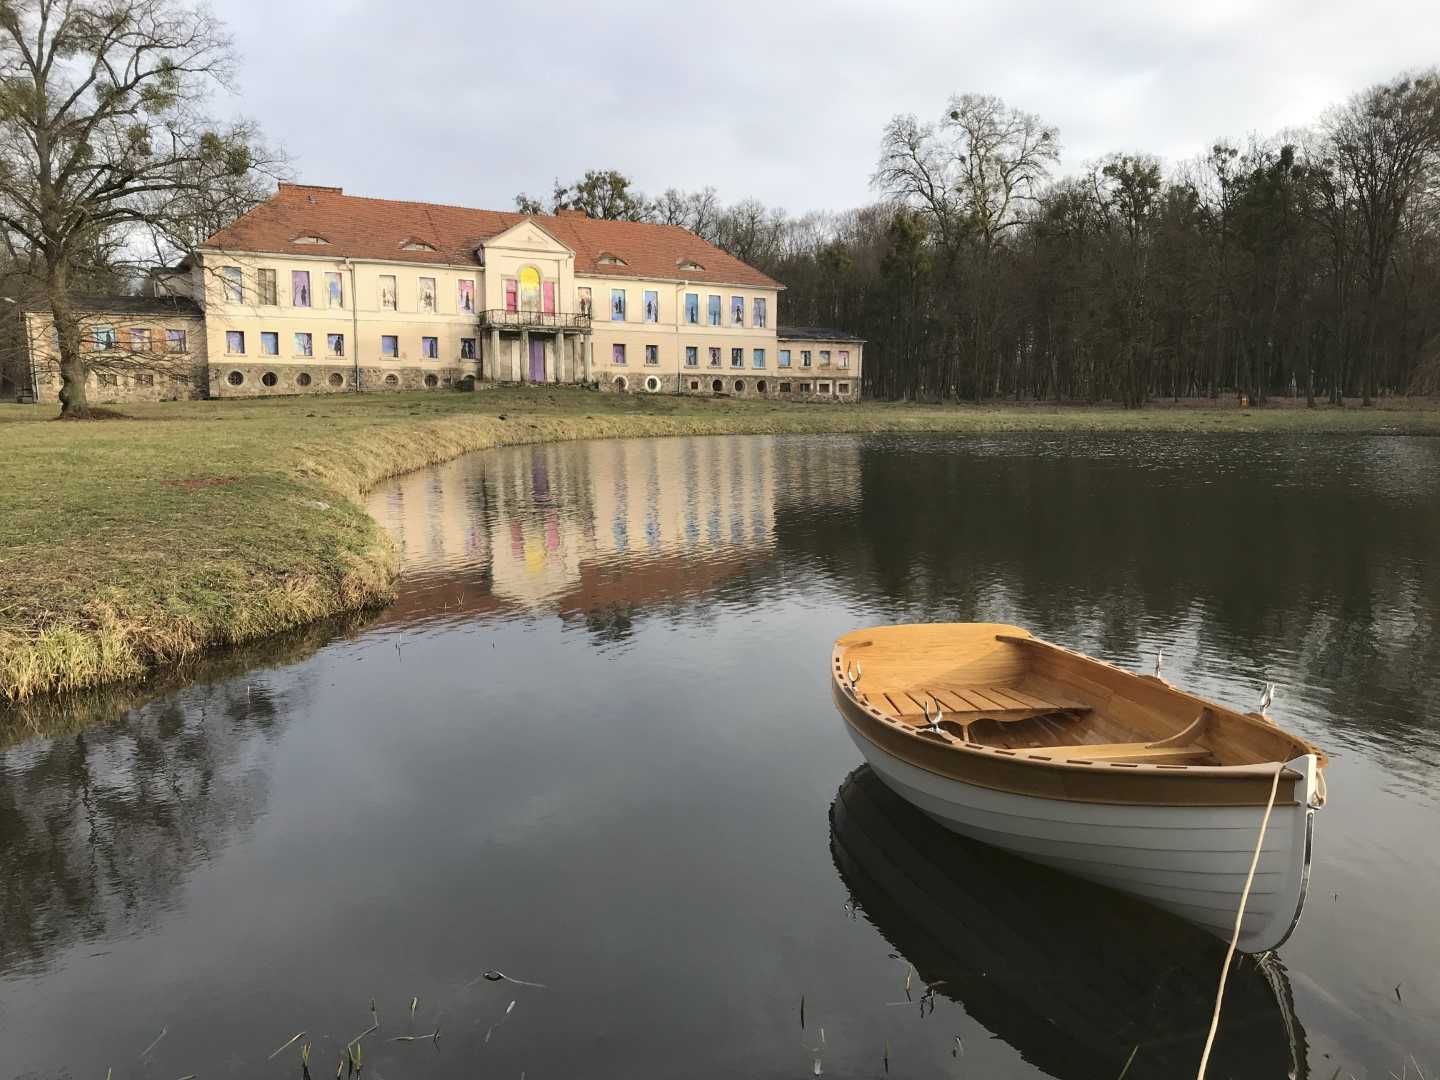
366;435;818;634
830;766;1308;1080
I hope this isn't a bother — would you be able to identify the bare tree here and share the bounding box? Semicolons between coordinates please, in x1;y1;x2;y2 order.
1326;69;1440;402
0;0;271;415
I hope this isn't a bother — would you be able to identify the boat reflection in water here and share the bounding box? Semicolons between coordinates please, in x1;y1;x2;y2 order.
829;766;1309;1080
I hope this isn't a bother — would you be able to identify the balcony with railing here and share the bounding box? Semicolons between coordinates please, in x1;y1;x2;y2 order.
478;309;592;332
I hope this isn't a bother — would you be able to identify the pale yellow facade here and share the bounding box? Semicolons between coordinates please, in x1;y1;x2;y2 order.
13;188;863;402
20;306;208;404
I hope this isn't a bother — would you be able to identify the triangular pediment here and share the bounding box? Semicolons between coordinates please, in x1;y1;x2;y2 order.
484;218;574;255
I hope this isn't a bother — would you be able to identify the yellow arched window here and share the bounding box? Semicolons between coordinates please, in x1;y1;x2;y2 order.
519;266;541;311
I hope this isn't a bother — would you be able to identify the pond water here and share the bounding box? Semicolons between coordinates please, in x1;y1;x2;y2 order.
3;432;1439;1080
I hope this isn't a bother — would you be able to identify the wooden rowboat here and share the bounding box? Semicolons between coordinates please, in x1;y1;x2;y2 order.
831;623;1328;953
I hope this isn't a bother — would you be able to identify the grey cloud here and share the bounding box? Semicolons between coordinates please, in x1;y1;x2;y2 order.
218;0;1440;211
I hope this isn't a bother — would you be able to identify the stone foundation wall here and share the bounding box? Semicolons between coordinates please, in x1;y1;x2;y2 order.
208;363;480;398
29;361;207;404
600;369;860;402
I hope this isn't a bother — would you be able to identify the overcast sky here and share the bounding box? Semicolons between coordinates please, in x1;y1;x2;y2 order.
219;0;1440;215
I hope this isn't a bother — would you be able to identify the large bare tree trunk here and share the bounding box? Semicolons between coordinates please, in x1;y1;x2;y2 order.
48;262;89;417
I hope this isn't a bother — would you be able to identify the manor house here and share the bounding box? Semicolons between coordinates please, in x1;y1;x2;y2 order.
13;183;863;404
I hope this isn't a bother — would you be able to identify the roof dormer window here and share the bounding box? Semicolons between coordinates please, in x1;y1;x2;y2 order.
597;252;627;267
291;234;330;245
401;238;437;252
677;257;705;271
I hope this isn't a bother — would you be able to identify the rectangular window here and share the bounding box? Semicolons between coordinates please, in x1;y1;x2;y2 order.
257;268;277;305
460;337;476;359
226;330;245;354
325;272;344;308
380;275;397;310
644;344;659;365
818;382;831;394
98;372;118;386
730;296;744;326
577;286;592;317
458;279;476;313
128;327;150;352
838;382;850;394
779;349;791;368
819;350;831;367
839;350;850;369
708;347;721;367
707;294;721;326
166;329;188;353
685;346;698;367
134;373;154;387
328;333;345;357
779;381;792;393
422;336;438;359
612;343;626;365
92;326;116;350
730;347;743;368
292;270;311;307
260;331;279;355
799;382;812;392
542;280;557;315
381;334;398;357
802;350;812;368
418;277;436;313
503;277;518;312
753;297;767;328
611;289;626;321
685;293;699;324
221;266;243;303
643;290;659;323
753;348;765;369
294;332;313;357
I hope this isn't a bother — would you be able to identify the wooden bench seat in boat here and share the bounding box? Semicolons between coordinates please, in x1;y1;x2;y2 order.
866;685;1092;725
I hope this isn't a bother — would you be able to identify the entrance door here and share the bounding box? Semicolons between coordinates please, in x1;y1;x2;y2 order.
528;337;546;382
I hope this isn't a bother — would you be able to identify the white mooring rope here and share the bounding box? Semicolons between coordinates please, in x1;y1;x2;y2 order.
1195;761;1285;1079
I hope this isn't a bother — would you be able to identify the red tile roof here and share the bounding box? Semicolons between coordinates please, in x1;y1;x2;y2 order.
202;184;783;290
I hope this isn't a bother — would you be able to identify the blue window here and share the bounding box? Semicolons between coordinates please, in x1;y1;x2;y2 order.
685;346;698;367
381;334;398;357
730;347;743;368
611;289;626;321
753;348;765;369
225;330;245;354
779;349;791;368
685;293;700;324
707;295;721;326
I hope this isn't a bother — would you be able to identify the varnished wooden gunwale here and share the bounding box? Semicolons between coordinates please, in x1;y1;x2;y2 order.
831;623;1326;808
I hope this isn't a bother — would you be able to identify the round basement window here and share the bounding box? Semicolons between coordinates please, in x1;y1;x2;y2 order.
226;370;244;386
296;372;312;387
384;373;399;388
261;371;278;387
424;374;438;389
733;379;745;394
756;380;767;394
328;372;345;387
644;375;660;392
614;376;628;392
711;378;723;393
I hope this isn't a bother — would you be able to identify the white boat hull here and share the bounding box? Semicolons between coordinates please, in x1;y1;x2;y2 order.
845;723;1318;953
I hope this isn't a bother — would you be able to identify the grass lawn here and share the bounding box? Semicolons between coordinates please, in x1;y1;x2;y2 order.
3;386;1438;706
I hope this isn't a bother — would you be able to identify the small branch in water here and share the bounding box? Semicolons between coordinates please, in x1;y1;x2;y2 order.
1117;1045;1139;1079
269;1031;307;1060
140;1027;169;1060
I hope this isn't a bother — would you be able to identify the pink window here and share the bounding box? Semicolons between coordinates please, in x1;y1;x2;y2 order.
503;278;518;312
541;281;556;315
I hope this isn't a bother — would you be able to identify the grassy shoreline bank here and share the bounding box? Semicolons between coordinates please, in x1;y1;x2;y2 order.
3;388;1439;706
